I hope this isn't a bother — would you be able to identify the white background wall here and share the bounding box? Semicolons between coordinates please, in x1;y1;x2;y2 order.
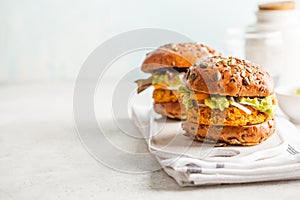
1;0;299;82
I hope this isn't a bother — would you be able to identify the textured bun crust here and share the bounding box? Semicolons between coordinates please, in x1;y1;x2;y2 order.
185;56;274;97
153;102;186;120
182;119;276;146
142;42;220;73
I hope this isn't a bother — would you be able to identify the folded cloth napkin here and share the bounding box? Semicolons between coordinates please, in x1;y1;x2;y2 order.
132;105;300;186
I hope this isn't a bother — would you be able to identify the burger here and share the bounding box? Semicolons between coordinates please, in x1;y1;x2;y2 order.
135;42;220;119
179;56;277;146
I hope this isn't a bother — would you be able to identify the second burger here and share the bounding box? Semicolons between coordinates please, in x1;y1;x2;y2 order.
135;42;220;119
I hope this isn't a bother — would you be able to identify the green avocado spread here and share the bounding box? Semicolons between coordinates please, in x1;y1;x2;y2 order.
239;95;276;116
178;86;276;116
151;74;181;87
178;86;193;109
204;96;230;111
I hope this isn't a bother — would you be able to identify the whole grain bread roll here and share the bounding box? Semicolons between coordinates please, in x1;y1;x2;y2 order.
182;119;276;146
142;42;220;73
185;56;274;97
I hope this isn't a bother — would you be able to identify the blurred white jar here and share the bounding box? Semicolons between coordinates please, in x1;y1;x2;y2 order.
246;1;300;86
245;31;283;86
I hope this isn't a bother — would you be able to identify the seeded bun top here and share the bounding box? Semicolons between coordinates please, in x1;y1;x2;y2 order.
185;56;274;97
141;42;220;73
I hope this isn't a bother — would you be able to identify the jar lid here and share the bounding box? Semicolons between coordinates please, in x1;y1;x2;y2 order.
259;1;296;11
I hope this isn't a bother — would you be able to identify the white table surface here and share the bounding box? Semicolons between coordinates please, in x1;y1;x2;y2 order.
1;81;300;200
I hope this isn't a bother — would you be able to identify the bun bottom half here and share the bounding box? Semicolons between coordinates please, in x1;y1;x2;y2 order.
182;119;276;146
153;102;186;120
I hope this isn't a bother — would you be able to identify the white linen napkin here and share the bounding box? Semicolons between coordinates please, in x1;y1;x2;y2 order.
131;105;300;186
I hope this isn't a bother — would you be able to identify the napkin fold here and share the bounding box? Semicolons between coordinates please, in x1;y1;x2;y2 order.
131;105;300;186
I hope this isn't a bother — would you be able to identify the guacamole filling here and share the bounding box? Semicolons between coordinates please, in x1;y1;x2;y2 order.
151;74;181;87
178;86;276;117
136;73;181;93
